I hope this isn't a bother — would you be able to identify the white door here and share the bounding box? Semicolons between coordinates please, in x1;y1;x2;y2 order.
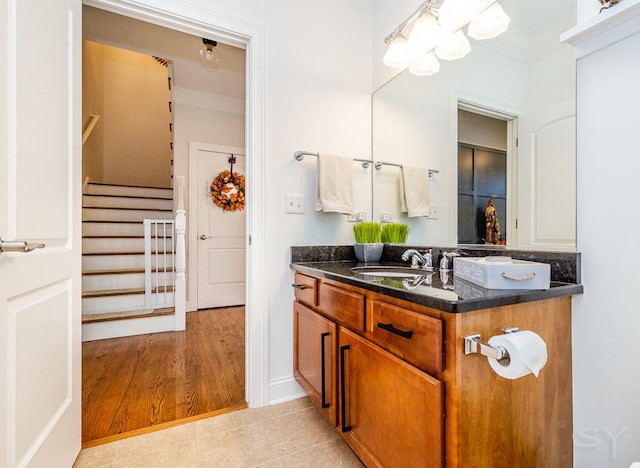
196;147;246;309
0;0;82;466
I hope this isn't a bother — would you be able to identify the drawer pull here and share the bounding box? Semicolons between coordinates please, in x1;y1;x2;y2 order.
377;322;414;339
321;332;330;409
340;344;352;432
292;283;310;290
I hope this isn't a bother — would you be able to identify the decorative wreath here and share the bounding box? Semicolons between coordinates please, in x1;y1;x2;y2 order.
210;170;245;212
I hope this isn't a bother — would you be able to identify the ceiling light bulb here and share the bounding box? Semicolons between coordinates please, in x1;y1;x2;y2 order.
437;0;471;27
199;39;221;70
435;30;471;60
409;51;440;76
467;2;510;40
408;13;440;51
383;35;414;68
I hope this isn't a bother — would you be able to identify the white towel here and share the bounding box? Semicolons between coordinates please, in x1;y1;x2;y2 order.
315;154;353;214
400;165;430;217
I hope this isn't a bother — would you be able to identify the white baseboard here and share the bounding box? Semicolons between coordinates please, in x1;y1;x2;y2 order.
267;375;306;406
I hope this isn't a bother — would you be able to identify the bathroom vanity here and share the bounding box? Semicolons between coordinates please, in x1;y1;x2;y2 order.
290;246;582;467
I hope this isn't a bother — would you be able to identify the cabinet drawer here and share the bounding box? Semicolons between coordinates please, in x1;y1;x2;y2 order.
368;300;444;374
292;273;317;306
319;283;365;331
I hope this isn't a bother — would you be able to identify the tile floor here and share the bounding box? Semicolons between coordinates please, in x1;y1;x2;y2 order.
73;397;364;467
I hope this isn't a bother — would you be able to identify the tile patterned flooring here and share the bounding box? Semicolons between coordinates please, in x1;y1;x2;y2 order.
74;397;364;467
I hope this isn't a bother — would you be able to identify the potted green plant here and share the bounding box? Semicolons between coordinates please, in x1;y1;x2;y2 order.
353;222;383;262
381;222;411;244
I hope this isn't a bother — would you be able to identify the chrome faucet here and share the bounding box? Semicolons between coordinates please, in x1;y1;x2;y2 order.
401;248;433;271
439;250;461;271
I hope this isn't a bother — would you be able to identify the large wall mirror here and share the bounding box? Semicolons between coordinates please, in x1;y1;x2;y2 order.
372;0;576;250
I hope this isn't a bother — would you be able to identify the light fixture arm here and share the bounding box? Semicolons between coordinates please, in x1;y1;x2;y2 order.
384;0;436;44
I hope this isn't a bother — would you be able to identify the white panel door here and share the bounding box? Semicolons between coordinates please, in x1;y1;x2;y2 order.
197;149;246;309
0;0;81;466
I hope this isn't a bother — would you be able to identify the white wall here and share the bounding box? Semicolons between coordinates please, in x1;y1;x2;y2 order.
261;0;373;399
572;28;640;468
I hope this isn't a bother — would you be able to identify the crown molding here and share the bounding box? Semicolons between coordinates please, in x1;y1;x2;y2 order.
561;0;640;58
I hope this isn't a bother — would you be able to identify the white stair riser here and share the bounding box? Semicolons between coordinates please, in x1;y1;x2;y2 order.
83;254;173;271
83;271;174;292
86;184;173;199
82;314;176;342
83;207;173;222
83;195;173;210
82;221;173;237
82;292;175;314
83;237;175;253
83;222;145;237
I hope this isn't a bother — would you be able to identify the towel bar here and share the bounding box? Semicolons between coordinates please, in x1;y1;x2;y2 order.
374;160;439;177
294;150;372;169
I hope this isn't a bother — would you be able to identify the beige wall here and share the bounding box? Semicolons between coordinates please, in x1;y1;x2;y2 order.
82;41;105;182
83;41;173;188
458;110;508;152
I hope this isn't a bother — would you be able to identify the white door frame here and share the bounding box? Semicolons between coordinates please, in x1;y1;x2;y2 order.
188;142;245;311
83;0;268;408
448;89;520;246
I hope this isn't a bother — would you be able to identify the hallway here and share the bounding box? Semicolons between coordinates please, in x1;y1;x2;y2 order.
82;307;246;444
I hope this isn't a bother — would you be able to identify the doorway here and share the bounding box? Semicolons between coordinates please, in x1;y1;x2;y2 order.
82;2;258;442
456;106;515;245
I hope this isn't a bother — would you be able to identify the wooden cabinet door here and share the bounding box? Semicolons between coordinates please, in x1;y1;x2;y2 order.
339;328;444;467
294;302;337;425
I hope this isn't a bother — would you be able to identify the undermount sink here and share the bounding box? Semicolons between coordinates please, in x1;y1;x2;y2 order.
350;265;430;278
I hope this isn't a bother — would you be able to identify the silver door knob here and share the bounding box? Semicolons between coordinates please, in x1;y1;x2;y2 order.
0;238;45;253
199;234;212;240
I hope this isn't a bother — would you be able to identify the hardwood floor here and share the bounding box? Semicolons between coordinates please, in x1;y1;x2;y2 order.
82;307;246;445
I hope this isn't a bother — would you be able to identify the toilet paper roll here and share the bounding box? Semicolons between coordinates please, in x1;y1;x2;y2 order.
487;330;547;380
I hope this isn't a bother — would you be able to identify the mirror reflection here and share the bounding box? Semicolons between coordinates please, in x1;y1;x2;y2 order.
372;0;576;250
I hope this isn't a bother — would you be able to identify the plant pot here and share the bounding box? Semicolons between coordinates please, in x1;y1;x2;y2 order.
354;243;383;263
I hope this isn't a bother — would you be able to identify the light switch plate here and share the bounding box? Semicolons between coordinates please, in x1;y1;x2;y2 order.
286;193;305;214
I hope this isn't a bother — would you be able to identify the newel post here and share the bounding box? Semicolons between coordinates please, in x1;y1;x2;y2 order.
174;176;187;331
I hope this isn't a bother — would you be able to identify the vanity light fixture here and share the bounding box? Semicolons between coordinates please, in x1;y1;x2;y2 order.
199;38;222;70
383;0;510;76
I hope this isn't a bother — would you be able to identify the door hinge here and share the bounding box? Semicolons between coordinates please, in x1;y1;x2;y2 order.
248;235;252;245
516;137;519;148
515;219;518;229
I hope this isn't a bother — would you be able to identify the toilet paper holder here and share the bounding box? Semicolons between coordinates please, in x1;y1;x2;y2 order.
463;327;520;361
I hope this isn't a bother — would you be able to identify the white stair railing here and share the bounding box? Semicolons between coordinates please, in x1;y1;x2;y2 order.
144;219;175;309
142;177;186;331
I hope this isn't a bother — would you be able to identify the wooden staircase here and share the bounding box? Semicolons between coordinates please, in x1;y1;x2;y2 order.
82;182;178;341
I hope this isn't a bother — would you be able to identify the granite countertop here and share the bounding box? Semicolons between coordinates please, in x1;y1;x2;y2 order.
290;246;583;313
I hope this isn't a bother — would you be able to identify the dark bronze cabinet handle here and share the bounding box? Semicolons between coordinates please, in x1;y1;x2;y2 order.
292;284;310;290
321;332;330;409
340;344;352;432
377;322;414;339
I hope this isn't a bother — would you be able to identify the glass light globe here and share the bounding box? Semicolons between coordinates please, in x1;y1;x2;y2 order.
468;2;510;40
435;30;471;60
408;13;440;52
409;51;440;76
383;35;414;68
437;0;471;27
199;44;221;70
